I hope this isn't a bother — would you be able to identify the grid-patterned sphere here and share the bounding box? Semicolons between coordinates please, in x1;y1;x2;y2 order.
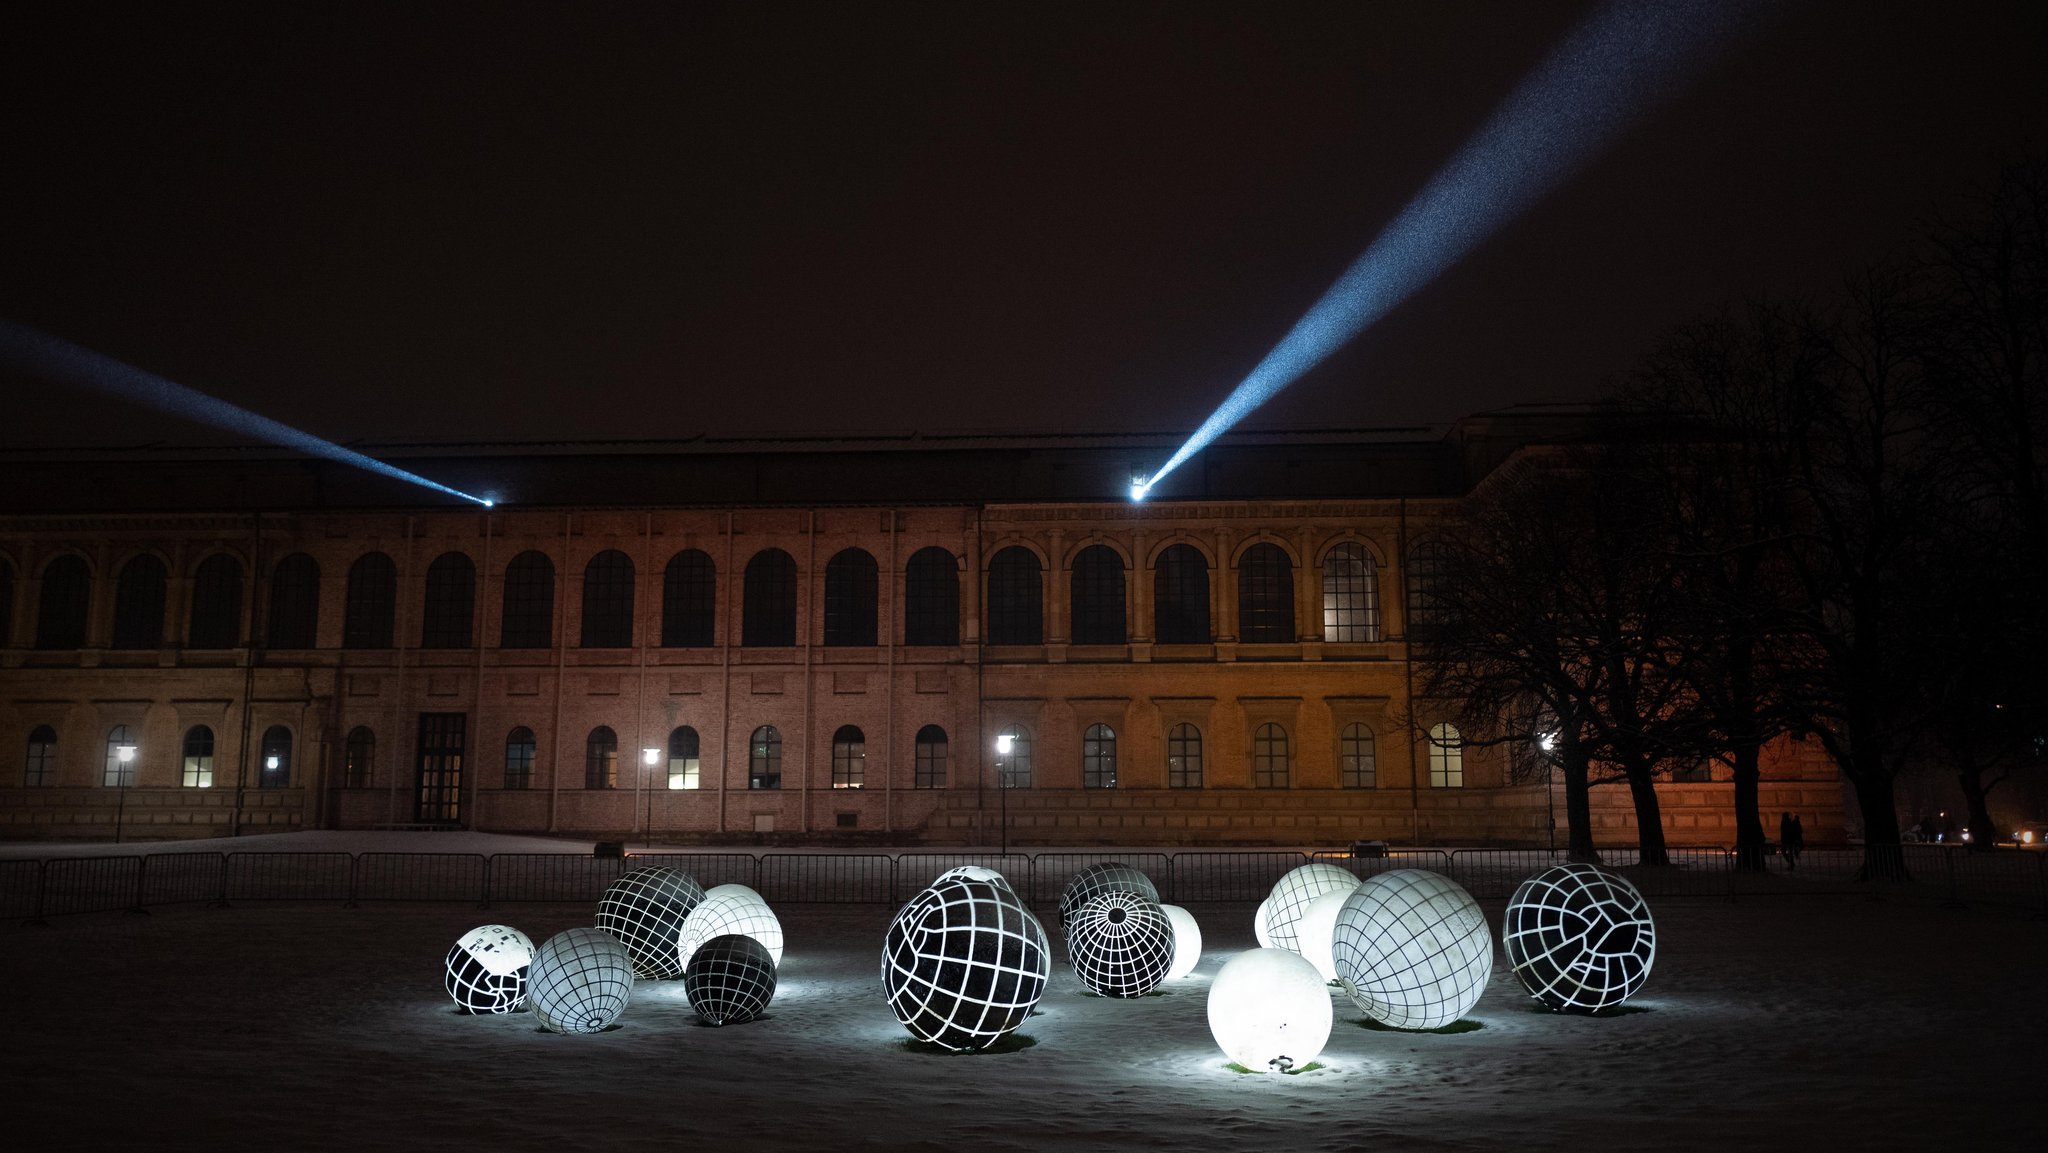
881;878;1050;1052
679;891;785;971
934;865;1013;890
443;924;536;1014
704;882;768;906
1068;890;1175;998
1264;863;1362;954
529;927;635;1035
1331;869;1493;1031
595;867;705;979
683;934;779;1026
1503;863;1656;1012
1057;863;1160;932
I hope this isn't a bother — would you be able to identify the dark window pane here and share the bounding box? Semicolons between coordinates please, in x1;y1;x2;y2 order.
35;555;91;649
749;725;782;789
1070;545;1126;645
259;725;293;788
189;554;244;649
661;549;717;647
580;550;635;648
914;725;947;789
1153;544;1210;644
112;555;167;650
904;547;959;646
986;548;1042;645
266;554;321;648
420;552;476;649
1237;543;1294;644
1082;723;1117;788
823;549;878;646
743;550;797;647
585;726;618;789
500;551;555;649
505;727;536;790
343;553;397;649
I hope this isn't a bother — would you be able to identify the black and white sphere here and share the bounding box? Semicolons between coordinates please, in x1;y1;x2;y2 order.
881;878;1050;1051
595;866;705;979
1503;863;1657;1012
529;927;635;1035
934;865;1013;890
1263;863;1362;953
1068;890;1175;998
683;934;779;1026
444;924;536;1014
1331;869;1493;1031
679;890;785;970
1057;862;1160;932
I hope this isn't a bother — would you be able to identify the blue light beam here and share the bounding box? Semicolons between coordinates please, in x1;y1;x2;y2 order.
1140;0;1766;495
1;320;494;506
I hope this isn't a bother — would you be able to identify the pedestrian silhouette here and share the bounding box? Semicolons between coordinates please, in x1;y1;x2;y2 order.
1786;814;1805;870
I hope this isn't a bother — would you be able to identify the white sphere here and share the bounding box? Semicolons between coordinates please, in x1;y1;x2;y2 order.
529;927;634;1035
1206;948;1333;1072
704;882;767;906
1253;897;1274;948
679;891;785;970
1295;888;1351;982
933;865;1013;890
1264;863;1361;953
1160;904;1203;980
1331;869;1493;1031
444;924;536;1014
1503;863;1657;1011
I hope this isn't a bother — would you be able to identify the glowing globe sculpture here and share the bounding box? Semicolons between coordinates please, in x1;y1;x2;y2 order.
1253;897;1275;949
1503;863;1657;1011
679;890;785;970
1067;890;1175;998
1295;888;1352;982
1160;903;1203;980
683;934;779;1026
934;865;1013;889
595;866;705;979
1206;948;1333;1072
1057;862;1160;932
444;924;536;1014
704;882;768;906
1264;863;1362;953
529;927;635;1035
1331;869;1493;1031
881;878;1050;1051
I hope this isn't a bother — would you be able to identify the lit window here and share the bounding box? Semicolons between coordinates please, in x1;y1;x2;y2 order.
831;725;866;788
668;726;701;789
1082;723;1117;788
1340;722;1376;788
181;725;216;789
103;724;137;788
1429;722;1464;788
1322;542;1381;642
749;725;782;789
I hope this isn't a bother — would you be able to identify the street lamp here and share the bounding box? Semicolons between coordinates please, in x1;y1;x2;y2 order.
642;747;661;848
994;733;1015;856
113;743;137;844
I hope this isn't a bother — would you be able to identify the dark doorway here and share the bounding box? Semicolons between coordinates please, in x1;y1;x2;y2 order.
415;713;467;823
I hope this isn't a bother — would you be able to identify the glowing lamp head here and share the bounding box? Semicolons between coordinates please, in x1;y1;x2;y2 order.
1538;732;1558;753
265;755;279;770
642;746;661;766
483;499;496;508
1206;948;1332;1072
995;733;1015;756
116;743;137;763
1129;473;1150;502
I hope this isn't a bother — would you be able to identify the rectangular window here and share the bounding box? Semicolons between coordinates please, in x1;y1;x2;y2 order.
415;713;467;822
668;755;700;790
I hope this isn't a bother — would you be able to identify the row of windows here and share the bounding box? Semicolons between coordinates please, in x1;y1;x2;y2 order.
20;724;294;788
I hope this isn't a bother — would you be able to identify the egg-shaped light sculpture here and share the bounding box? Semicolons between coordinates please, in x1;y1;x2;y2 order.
1253;896;1275;949
703;882;768;907
595;866;705;979
1206;947;1333;1072
444;924;536;1014
679;890;785;970
683;934;778;1026
1263;863;1361;954
1159;904;1203;980
1294;888;1352;982
881;878;1050;1052
1068;890;1175;998
529;927;635;1035
1502;862;1656;1012
1331;869;1492;1031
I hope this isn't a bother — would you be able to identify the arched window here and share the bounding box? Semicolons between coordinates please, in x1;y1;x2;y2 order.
823;549;878;647
1153;544;1210;644
1238;543;1294;644
661;550;717;648
259;725;293;788
1340;722;1377;788
266;553;320;648
420;552;476;649
831;724;866;789
1406;541;1452;635
1082;723;1117;788
743;550;798;647
103;724;136;787
914;725;947;789
500;551;555;649
112;555;168;649
0;558;12;648
668;726;700;790
995;724;1032;789
1428;722;1465;787
35;555;91;650
24;725;57;787
748;725;782;790
1252;722;1290;789
904;547;960;646
1070;545;1126;645
580;550;635;648
986;547;1043;646
1322;542;1381;643
189;554;244;649
181;726;215;788
343;552;397;649
585;726;618;790
504;727;536;790
343;726;375;788
1167;723;1203;788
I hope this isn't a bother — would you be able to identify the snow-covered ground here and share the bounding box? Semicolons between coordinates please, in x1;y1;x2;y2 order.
4;873;2039;1150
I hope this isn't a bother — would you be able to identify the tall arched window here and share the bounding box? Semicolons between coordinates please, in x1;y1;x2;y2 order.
986;547;1043;645
1340;722;1377;788
266;553;321;648
103;724;136;787
504;727;536;790
188;553;244;649
1153;544;1210;644
668;726;700;790
259;725;293;788
182;725;216;788
420;552;476;649
112;555;168;649
1082;723;1117;788
500;551;555;649
1070;545;1126;645
24;725;58;787
35;555;91;650
1428;722;1465;787
661;550;717;648
1238;543;1294;644
743;550;798;647
580;550;635;648
748;725;782;789
1322;542;1381;642
1252;722;1290;789
585;726;618;790
994;724;1033;789
823;549;878;647
914;725;947;789
904;547;959;646
343;553;397;649
0;558;12;648
344;726;375;788
831;724;866;788
1406;541;1451;635
1167;723;1203;788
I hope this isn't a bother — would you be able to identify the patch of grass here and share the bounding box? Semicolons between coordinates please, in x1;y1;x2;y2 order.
899;1032;1039;1056
1355;1017;1485;1035
1516;1000;1653;1017
1225;1060;1327;1075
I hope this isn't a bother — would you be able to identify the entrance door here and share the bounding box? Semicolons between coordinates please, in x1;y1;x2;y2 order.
415;713;467;823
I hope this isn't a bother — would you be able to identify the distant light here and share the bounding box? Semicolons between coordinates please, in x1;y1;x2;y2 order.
995;733;1015;755
483;499;496;508
1538;732;1557;753
116;743;137;763
642;747;661;767
1129;474;1150;502
266;755;280;770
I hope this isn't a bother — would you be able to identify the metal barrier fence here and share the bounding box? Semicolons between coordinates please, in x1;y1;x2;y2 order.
1029;853;1175;906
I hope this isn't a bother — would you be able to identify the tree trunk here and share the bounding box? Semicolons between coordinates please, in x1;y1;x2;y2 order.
1849;743;1908;883
1731;741;1767;872
1954;750;1999;851
1563;749;1599;863
1624;766;1670;866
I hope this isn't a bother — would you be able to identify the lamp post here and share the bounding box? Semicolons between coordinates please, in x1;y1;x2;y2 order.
642;747;661;848
113;743;137;844
1537;731;1558;855
994;732;1014;856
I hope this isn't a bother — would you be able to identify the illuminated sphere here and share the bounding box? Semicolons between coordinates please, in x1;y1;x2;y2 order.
1264;863;1362;953
1331;869;1493;1031
934;865;1013;890
1067;890;1175;998
1253;897;1275;949
1295;888;1352;982
881;878;1050;1052
1206;948;1333;1072
1503;863;1657;1011
704;882;767;906
1159;903;1203;980
443;924;536;1014
679;890;785;970
683;934;779;1026
595;866;704;979
528;927;635;1035
1057;862;1160;933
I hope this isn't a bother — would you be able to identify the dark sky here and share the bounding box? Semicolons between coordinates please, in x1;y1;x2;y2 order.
4;1;2045;450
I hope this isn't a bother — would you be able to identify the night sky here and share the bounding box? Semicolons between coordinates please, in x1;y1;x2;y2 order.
4;2;2045;450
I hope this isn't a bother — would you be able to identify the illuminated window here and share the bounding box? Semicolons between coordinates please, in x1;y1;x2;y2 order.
504;727;536;789
668;726;700;789
343;552;397;649
24;725;58;787
1082;723;1117;789
1238;544;1294;644
743;550;797;647
580;550;635;648
343;726;374;788
1429;722;1464;788
995;725;1032;789
585;726;618;790
748;725;782;789
661;549;716;647
1253;722;1290;788
35;554;91;650
1340;722;1377;788
420;552;476;649
1406;541;1452;635
824;549;879;646
986;547;1042;645
112;555;167;649
1154;544;1210;644
500;551;554;648
1167;723;1203;788
914;725;947;789
266;553;320;648
259;726;293;788
182;726;216;788
189;554;244;649
831;724;866;788
904;547;959;646
1322;542;1381;642
103;724;136;787
1070;545;1125;645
